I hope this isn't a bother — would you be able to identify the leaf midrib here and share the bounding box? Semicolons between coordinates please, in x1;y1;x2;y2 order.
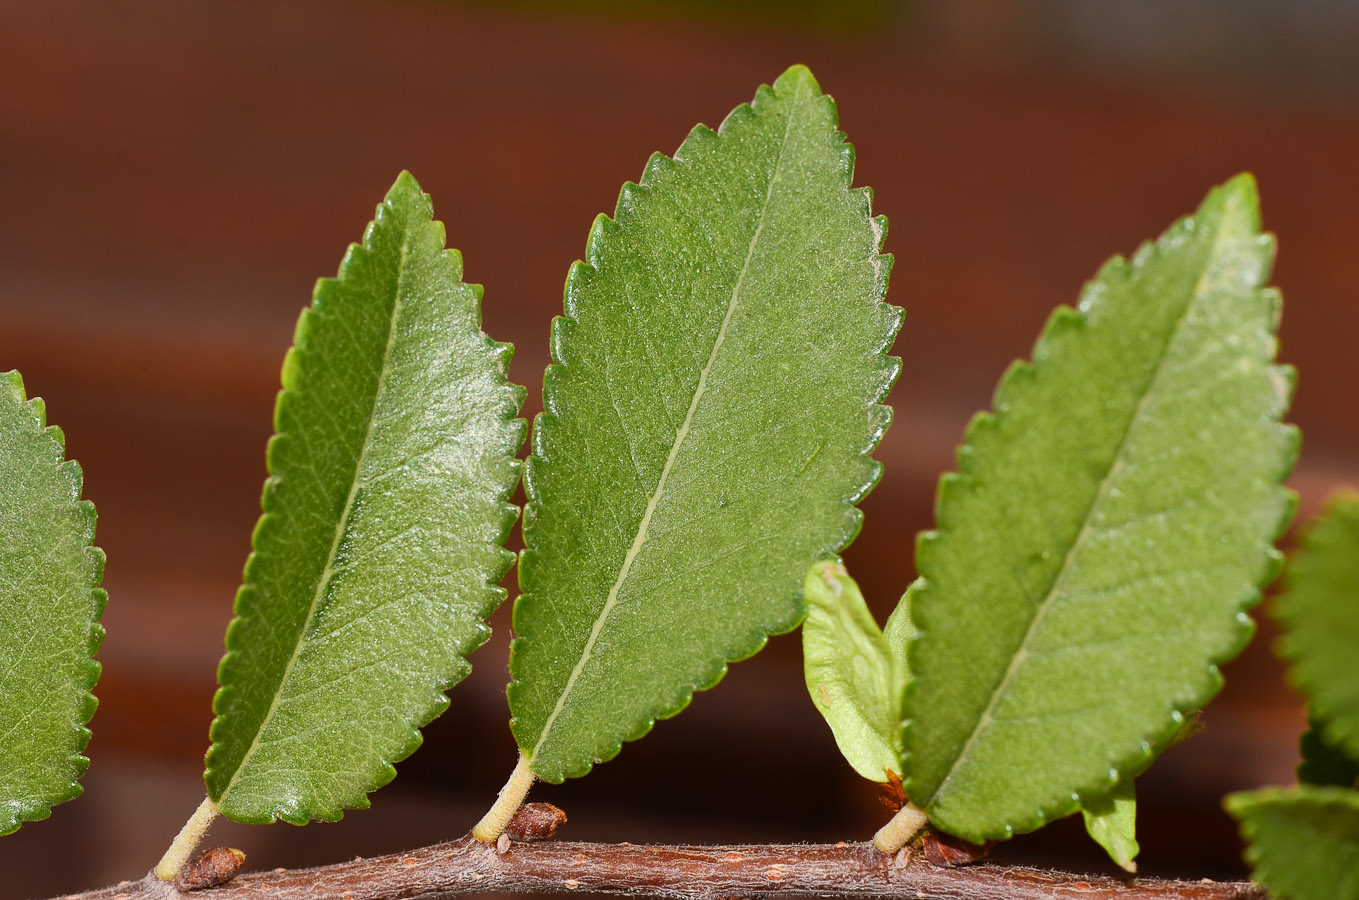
527;78;809;765
217;235;413;808
922;211;1239;812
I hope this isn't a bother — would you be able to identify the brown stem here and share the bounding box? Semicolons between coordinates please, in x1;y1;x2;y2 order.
60;837;1263;900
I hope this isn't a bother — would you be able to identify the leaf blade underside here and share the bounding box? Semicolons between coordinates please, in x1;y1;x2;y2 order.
802;560;904;782
510;64;901;783
204;173;525;824
1275;495;1359;763
1227;786;1359;900
902;175;1296;842
0;371;105;835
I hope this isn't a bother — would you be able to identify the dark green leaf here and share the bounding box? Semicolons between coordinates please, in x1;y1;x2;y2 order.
802;560;903;782
0;371;105;835
901;175;1296;842
1276;495;1359;762
1227;785;1359;900
1299;721;1359;789
205;173;525;824
509;65;900;782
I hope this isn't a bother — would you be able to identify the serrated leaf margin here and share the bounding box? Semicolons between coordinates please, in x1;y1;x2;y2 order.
509;64;900;782
902;174;1297;842
0;370;106;835
203;172;525;823
1227;784;1359;900
1276;493;1359;762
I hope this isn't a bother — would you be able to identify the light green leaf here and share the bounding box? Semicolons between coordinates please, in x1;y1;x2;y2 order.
883;578;919;675
204;172;526;824
509;64;900;782
1081;778;1139;872
901;174;1297;843
802;560;903;782
1227;785;1359;900
1299;720;1359;789
0;371;105;835
1275;495;1359;762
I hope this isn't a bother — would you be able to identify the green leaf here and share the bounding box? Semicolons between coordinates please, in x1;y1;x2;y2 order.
901;174;1297;843
1081;778;1139;872
802;560;903;782
883;578;919;675
204;172;526;824
509;64;900;782
1227;785;1359;900
1275;495;1359;762
1299;721;1359;789
0;371;105;835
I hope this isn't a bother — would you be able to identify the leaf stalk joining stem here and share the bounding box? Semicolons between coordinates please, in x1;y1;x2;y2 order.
154;795;219;881
872;802;928;854
472;752;535;842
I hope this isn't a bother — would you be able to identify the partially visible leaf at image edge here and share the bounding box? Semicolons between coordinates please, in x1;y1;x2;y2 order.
1227;786;1359;900
204;173;526;824
510;64;901;782
1275;494;1359;762
1299;721;1359;789
901;174;1296;842
802;560;904;782
0;370;106;835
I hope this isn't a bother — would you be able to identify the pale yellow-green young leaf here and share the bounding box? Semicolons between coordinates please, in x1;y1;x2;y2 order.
802;560;904;782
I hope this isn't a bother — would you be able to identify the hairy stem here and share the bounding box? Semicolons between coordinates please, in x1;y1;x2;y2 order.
874;802;929;853
67;836;1261;900
153;796;219;881
472;752;536;841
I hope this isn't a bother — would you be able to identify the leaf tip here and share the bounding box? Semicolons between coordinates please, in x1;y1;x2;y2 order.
775;63;819;93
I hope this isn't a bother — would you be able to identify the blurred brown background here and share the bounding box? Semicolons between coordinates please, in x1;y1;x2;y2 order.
2;1;1357;897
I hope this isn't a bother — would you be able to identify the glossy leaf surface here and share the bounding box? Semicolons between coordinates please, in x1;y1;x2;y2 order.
1276;495;1359;761
1081;779;1139;872
803;560;903;782
205;173;525;823
902;175;1296;842
510;65;900;782
0;371;105;835
1227;786;1359;900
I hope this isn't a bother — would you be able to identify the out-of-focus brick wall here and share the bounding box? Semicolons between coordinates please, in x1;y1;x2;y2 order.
1;1;1356;896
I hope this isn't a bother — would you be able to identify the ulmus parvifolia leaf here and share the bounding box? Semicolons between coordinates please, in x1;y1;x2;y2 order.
803;560;904;782
1299;721;1359;789
1275;495;1359;762
1227;786;1359;900
901;174;1296;843
509;65;900;782
0;371;105;835
882;579;919;675
204;172;525;824
1081;778;1139;872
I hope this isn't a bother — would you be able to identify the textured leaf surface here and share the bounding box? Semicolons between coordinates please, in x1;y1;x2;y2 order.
902;175;1296;842
1299;721;1359;789
883;579;919;676
205;173;525;824
0;371;105;835
1081;778;1139;872
1227;786;1359;900
1276;495;1359;761
510;65;900;782
803;560;903;782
